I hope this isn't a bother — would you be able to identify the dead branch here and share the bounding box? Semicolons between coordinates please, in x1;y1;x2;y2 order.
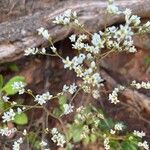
0;0;150;63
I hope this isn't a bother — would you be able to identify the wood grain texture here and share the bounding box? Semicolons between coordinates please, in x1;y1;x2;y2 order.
0;0;150;63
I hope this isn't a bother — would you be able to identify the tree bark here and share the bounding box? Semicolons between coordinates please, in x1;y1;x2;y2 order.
0;0;150;64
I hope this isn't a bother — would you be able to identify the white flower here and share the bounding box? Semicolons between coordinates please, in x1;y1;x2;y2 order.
114;123;124;131
68;83;77;94
69;34;76;42
104;137;110;150
107;4;120;14
133;130;145;138
62;56;73;70
37;27;50;40
131;80;150;89
63;104;74;115
2;96;10;102
12;101;17;106
17;108;23;114
51;128;66;147
0;127;17;137
40;140;47;147
23;129;27;135
109;86;125;104
35;92;53;105
138;141;149;150
12;138;23;150
41;48;46;54
53;9;80;26
92;33;104;49
110;129;116;135
12;81;26;95
2;108;16;122
92;90;100;99
24;48;38;56
63;84;69;92
50;46;57;53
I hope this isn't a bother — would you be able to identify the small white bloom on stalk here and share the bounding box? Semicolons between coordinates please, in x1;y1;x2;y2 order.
114;123;124;131
50;46;57;53
51;128;66;147
23;129;27;135
2;108;16;122
131;80;150;89
12;81;26;95
40;140;47;147
37;27;50;40
0;127;17;137
104;137;110;150
62;56;73;70
12;137;23;150
53;9;82;27
17;108;23;114
63;103;74;115
92;90;100;99
2;95;10;102
35;92;53;105
107;4;121;14
133;130;146;138
24;47;39;56
63;83;77;94
69;34;76;42
91;33;104;49
138;141;149;150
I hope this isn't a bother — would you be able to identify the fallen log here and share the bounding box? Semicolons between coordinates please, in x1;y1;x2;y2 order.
0;0;150;63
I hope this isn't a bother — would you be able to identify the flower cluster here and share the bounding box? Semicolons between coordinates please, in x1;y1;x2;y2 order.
63;83;77;94
24;47;39;56
110;123;124;135
12;81;26;94
0;127;17;137
133;130;149;150
24;47;46;56
37;27;50;40
2;108;16;122
133;130;145;138
63;103;74;115
53;9;82;27
107;2;121;15
138;141;149;150
51;128;66;147
12;137;23;150
108;86;125;104
35;92;53;105
104;137;110;150
2;95;10;102
138;21;150;33
131;80;150;89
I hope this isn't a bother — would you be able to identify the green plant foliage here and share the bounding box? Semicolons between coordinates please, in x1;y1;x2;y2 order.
14;112;28;125
2;76;26;95
27;132;41;150
58;95;67;105
0;74;4;89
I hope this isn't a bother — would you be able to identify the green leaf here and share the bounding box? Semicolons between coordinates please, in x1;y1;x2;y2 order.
0;74;4;89
2;76;26;95
27;132;41;150
0;100;11;111
71;124;83;142
90;134;97;143
7;63;19;72
121;141;137;150
14;112;28;125
58;95;67;105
